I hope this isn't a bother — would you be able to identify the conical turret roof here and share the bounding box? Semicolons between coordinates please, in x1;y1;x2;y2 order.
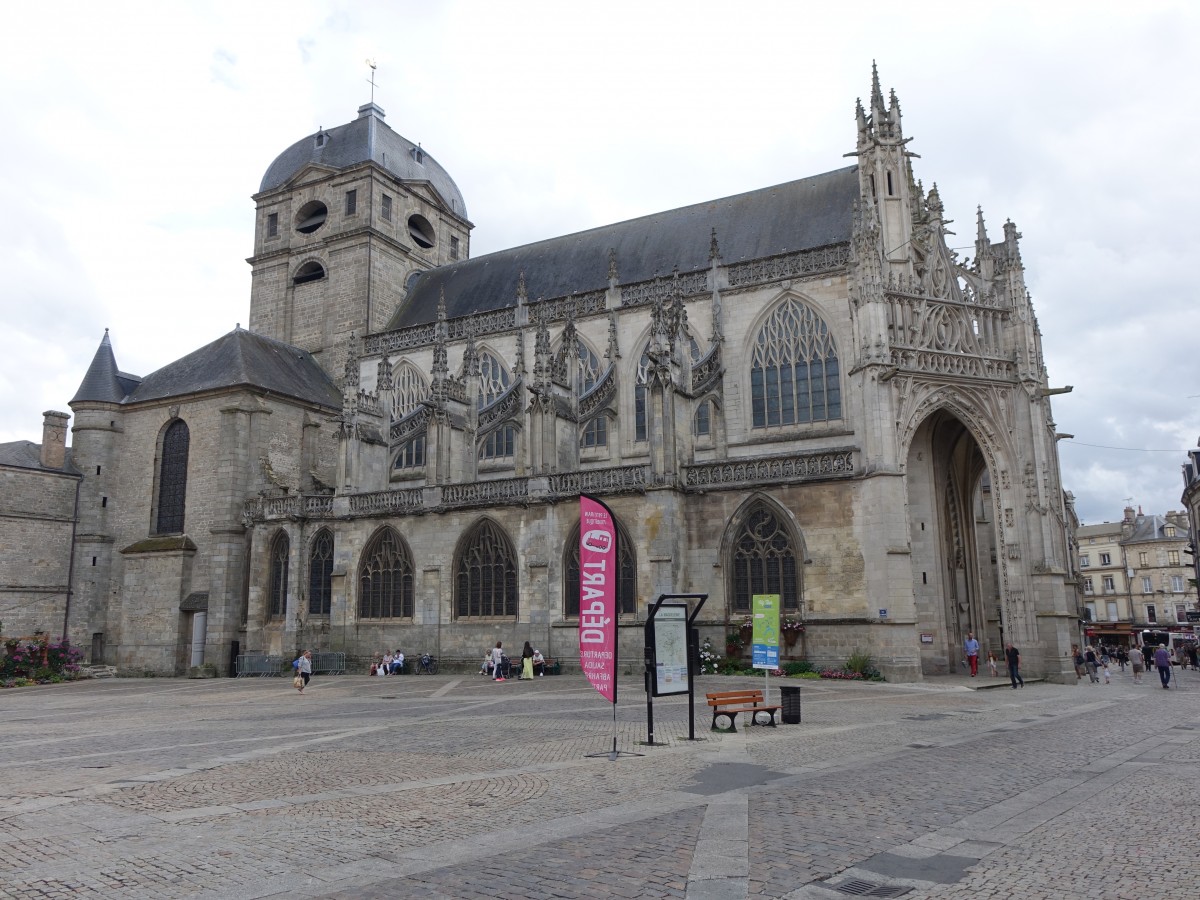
70;330;140;404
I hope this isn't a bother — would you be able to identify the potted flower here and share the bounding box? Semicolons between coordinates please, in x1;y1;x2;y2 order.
781;617;805;647
738;615;754;645
726;631;744;657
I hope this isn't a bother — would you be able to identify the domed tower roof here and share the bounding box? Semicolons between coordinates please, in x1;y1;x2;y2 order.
258;103;467;220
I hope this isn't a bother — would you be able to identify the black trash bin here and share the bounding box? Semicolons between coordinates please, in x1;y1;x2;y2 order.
780;684;802;724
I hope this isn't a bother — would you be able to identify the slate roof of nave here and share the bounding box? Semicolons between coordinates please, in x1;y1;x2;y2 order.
124;328;342;408
386;164;860;331
259;104;468;220
0;440;77;474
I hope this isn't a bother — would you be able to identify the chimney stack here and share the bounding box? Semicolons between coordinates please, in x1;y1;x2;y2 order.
40;411;69;469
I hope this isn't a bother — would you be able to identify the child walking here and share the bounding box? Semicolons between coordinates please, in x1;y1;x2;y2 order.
987;652;998;677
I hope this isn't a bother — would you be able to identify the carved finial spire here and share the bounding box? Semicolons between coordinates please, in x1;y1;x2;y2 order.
533;308;552;388
926;183;943;219
431;293;449;402
514;327;526;376
870;60;885;117
607;248;618;282
1003;219;1023;267
343;331;360;389
709;228;720;261
462;317;479;378
516;271;527;305
376;354;393;393
606;310;620;361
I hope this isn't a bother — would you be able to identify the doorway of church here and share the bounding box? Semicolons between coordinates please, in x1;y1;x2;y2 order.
907;411;1001;676
189;611;207;668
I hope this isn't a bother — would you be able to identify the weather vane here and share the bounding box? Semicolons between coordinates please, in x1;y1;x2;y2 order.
365;59;378;104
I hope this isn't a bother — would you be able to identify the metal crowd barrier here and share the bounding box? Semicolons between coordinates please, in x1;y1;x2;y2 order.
310;651;346;675
235;654;284;677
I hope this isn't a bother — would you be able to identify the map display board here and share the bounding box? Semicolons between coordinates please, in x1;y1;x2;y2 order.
751;593;780;670
650;602;690;696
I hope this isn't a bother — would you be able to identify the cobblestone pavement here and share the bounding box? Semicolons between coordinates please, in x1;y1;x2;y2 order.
1;667;1197;899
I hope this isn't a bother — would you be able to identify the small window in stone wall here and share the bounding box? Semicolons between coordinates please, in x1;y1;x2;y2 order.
267;212;279;237
580;416;607;449
345;189;357;216
381;194;392;221
450;235;459;259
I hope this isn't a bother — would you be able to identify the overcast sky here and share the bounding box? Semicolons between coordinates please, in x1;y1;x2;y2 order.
1;0;1196;526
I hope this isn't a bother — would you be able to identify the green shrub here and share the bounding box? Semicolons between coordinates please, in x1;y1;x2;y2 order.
782;660;814;676
844;650;873;675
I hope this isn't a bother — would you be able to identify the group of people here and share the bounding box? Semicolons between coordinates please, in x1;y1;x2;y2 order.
370;651;405;675
965;632;1025;689
1071;642;1182;689
483;641;546;681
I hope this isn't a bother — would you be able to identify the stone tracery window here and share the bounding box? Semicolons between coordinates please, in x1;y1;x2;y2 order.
577;340;602;394
563;520;636;617
478;350;511;408
750;298;841;427
155;419;190;534
455;519;518;618
394;436;425;470
358;527;414;619
729;504;800;613
391;362;427;419
580;415;608;448
634;348;651;442
308;529;333;615
268;530;289;619
480;425;515;460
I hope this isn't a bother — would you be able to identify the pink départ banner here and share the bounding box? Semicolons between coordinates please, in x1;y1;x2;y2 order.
579;494;617;704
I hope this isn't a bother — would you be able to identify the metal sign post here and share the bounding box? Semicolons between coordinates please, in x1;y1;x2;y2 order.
644;593;707;744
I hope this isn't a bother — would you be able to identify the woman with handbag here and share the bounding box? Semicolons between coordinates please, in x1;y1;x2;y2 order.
521;641;535;680
294;650;312;693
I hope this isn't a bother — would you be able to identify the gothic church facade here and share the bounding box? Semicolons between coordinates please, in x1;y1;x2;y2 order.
2;70;1080;680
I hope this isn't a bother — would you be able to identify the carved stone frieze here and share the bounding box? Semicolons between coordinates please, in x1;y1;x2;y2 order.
349;489;424;516
727;245;851;288
547;465;650;496
683;449;855;489
244;494;334;523
621;272;708;308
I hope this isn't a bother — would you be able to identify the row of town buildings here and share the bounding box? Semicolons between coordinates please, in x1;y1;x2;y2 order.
1072;505;1199;650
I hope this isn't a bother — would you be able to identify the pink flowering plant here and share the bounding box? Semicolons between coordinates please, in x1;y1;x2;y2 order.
1;627;84;686
781;618;805;633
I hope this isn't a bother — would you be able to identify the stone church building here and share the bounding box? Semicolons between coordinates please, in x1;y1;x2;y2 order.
1;69;1080;681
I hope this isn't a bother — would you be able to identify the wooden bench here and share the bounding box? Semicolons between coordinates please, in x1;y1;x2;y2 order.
706;689;781;732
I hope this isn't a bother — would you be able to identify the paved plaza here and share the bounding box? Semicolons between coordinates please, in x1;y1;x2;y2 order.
1;665;1198;899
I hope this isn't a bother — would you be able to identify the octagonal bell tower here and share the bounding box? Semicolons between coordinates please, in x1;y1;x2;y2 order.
248;102;472;374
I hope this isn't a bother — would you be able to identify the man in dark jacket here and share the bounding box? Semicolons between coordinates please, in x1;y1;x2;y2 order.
1004;643;1024;689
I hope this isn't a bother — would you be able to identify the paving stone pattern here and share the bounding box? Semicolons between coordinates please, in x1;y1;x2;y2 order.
0;670;1197;899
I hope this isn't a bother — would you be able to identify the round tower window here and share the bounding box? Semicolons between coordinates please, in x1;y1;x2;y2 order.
408;214;436;249
295;201;328;234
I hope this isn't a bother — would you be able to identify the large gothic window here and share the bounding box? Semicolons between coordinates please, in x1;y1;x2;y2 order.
634;348;651;442
730;504;800;613
391;362;427;419
750;299;841;428
394;436;426;470
455;519;518;618
358;527;414;619
576;340;602;394
564;520;636;617
268;531;289;619
480;425;515;460
308;529;333;615
478;351;511;407
155;419;190;534
580;416;608;449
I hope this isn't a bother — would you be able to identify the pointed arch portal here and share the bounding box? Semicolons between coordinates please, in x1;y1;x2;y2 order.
906;410;1002;675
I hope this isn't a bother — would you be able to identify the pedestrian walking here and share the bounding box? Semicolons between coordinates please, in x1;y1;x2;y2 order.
987;651;998;677
1084;646;1100;683
1071;645;1086;681
1142;643;1154;670
1154;644;1172;689
964;631;980;677
1130;645;1145;684
1004;642;1024;689
295;649;312;694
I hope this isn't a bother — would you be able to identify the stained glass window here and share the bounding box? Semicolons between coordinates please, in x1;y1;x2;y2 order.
456;520;518;618
730;505;800;612
155;419;189;534
308;529;333;615
394;436;425;470
478;351;511;408
268;531;289;619
564;520;636;617
580;416;607;448
358;528;414;619
391;362;427;419
480;425;515;460
750;299;841;428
